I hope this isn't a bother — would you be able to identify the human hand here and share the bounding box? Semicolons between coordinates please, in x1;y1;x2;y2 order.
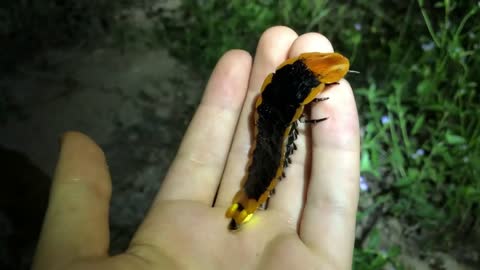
32;26;360;270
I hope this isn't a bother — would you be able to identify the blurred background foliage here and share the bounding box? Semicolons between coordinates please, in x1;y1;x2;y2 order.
1;0;479;269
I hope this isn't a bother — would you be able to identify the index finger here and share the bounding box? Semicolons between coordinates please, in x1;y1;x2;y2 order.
155;50;252;205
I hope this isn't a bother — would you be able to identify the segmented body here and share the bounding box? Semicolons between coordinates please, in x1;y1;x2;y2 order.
225;52;350;230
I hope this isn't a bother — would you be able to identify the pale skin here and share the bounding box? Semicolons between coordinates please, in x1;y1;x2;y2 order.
32;26;360;270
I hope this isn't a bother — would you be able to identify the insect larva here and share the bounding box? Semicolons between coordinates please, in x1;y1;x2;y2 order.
225;52;350;230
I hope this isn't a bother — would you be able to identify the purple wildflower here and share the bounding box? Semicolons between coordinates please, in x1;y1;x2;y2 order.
421;41;435;51
354;23;362;31
360;176;369;192
381;115;390;125
411;148;425;159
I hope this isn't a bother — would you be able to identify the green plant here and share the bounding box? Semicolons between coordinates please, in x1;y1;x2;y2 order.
359;0;480;244
157;0;332;75
353;230;403;270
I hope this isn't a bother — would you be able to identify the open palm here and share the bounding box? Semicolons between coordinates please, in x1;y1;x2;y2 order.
33;26;360;270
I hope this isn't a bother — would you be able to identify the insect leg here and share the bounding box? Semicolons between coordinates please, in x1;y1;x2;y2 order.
303;117;328;124
259;199;269;210
283;122;299;172
327;82;341;86
286;123;298;155
311;97;330;103
299;114;328;123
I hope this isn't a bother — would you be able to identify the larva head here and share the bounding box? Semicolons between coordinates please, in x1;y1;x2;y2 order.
301;52;350;84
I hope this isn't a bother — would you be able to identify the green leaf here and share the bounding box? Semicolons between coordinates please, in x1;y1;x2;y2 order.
366;123;376;134
445;132;466;145
411;115;425;135
417;80;435;96
394;176;416;187
366;229;381;249
391;148;405;166
440;150;455;166
407;168;420;179
388;246;401;257
360;150;372;172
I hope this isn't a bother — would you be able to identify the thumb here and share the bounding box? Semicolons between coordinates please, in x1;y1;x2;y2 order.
33;131;112;270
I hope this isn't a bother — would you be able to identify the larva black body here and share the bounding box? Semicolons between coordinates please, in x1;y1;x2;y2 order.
226;52;350;230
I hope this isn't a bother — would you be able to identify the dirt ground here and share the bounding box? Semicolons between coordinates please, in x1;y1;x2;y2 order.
0;46;202;269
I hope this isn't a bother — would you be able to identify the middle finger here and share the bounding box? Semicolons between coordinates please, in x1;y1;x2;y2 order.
267;33;334;225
